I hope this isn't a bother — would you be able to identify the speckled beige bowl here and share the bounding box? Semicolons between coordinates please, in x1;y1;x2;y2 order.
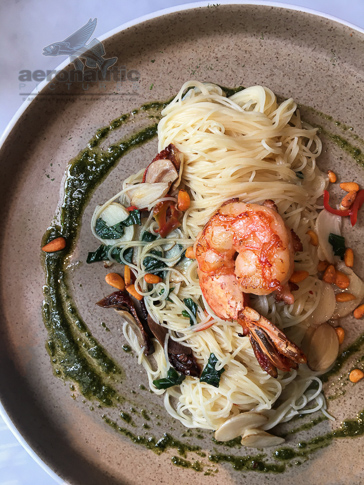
1;3;364;484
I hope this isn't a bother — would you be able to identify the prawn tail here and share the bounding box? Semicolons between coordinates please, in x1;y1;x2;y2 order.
242;307;307;365
249;334;278;378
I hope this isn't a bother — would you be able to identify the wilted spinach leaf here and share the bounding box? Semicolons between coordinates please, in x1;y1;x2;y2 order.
143;250;166;274
122;247;134;264
123;210;141;226
200;353;225;388
328;233;346;259
95;218;124;239
153;368;185;389
160;287;175;302
296;171;304;179
182;298;198;325
87;245;111;263
142;231;158;242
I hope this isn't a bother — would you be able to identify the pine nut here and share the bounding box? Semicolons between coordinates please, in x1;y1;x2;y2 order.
144;273;162;284
105;273;125;291
340;182;359;192
323;265;336;284
327;170;337;183
340;190;357;209
353;304;364;319
42;236;66;252
335;293;356;302
335;327;345;344
177;190;191;211
126;284;143;300
335;271;350;289
344;248;354;268
307;230;318;246
124;265;132;286
349;369;364;383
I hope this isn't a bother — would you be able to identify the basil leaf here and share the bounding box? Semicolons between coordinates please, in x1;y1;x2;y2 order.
296;171;304;179
160;287;174;302
142;231;158;242
86;245;111;263
143;250;166;274
183;298;198;325
328;233;346;259
123;209;141;227
200;353;225;388
153;368;185;390
95;218;124;239
123;247;134;264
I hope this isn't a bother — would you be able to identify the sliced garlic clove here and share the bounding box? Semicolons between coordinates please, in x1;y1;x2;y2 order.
128;182;170;209
144;158;178;185
315;209;342;264
305;281;336;326
241;429;285;448
307;322;339;372
214;412;268;442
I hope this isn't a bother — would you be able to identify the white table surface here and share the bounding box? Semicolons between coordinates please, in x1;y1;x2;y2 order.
1;1;364;483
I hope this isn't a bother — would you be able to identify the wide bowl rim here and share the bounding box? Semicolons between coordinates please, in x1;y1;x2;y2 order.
1;1;364;483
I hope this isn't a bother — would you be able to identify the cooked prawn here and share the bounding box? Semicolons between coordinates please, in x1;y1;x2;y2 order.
194;198;306;377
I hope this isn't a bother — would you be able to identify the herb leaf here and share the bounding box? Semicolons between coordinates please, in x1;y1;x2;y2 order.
142;231;158;242
182;298;198;325
153;367;185;389
95;218;124;239
143;250;166;274
123;210;141;227
123;247;134;264
200;353;225;388
87;245;111;263
296;171;304;179
328;233;346;259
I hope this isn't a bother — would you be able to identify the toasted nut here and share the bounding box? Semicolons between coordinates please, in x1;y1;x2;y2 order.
317;260;329;272
307;230;318;246
144;273;162;284
353;304;364;319
340;190;357;209
335;327;345;344
105;273;125;291
335;292;356;302
344;248;354;268
323;265;336;284
327;170;337;183
289;270;309;283
126;284;143;300
335;271;350;289
185;246;196;259
42;236;66;252
340;182;360;192
124;265;132;286
177;189;191;211
349;369;364;383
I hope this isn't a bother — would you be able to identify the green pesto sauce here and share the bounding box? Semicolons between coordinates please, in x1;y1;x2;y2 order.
274;409;364;461
171;456;203;472
208;452;285;473
42;86;364;474
101;415;201;456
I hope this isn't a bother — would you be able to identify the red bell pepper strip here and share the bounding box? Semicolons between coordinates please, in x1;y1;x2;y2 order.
323;190;351;217
126;205;138;212
153;201;181;238
350;189;364;226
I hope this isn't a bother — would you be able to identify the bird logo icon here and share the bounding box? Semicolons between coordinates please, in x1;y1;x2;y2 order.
43;18;117;78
